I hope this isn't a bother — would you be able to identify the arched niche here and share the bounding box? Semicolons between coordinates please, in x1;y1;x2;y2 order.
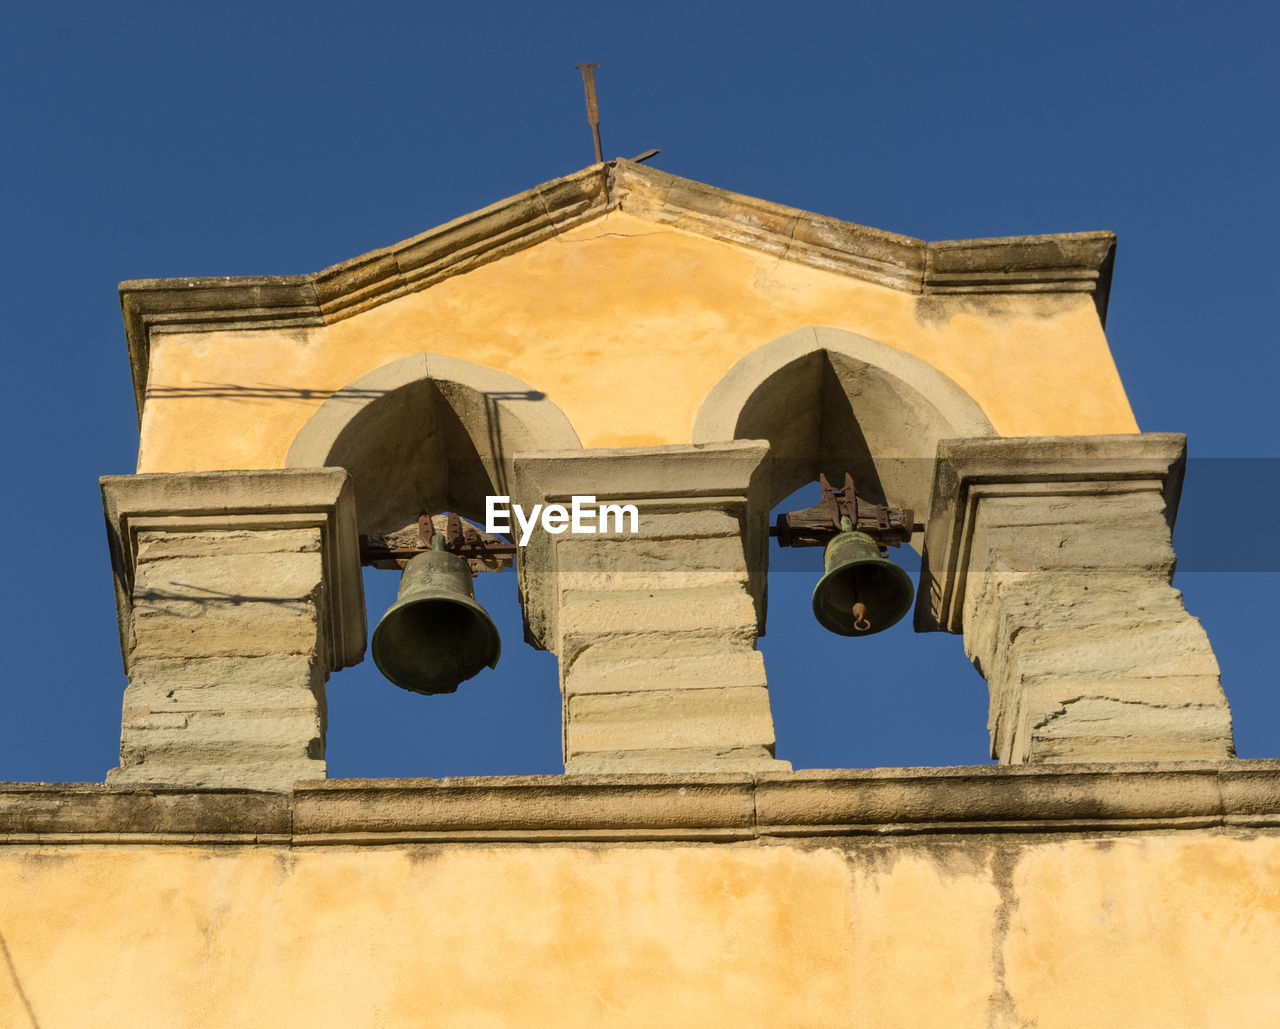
287;353;580;534
693;327;995;525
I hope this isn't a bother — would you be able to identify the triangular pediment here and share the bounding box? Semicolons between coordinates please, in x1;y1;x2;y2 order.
119;160;1114;421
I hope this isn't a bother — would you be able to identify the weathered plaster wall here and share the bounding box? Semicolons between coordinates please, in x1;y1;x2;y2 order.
2;834;1276;1027
136;211;1137;473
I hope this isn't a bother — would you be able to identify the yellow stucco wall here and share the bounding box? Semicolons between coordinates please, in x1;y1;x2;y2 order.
3;833;1276;1027
136;211;1137;473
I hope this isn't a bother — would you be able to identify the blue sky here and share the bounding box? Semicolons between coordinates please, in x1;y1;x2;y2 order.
1;2;1275;782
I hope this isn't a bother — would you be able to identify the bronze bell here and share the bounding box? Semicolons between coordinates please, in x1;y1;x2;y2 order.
372;536;501;695
811;529;915;636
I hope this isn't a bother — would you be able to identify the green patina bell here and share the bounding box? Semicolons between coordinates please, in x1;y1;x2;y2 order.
372;537;501;695
811;528;915;636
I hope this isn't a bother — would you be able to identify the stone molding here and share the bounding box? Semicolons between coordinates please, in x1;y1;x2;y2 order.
285;352;581;472
100;468;366;672
2;761;1277;845
916;433;1187;634
119;160;1116;423
693;327;995;453
692;325;998;513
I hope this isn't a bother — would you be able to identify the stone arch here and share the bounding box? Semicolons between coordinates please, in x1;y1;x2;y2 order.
693;327;996;520
287;353;580;534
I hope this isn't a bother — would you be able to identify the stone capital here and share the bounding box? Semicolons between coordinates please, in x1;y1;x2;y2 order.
100;468;366;673
916;433;1187;633
513;440;772;652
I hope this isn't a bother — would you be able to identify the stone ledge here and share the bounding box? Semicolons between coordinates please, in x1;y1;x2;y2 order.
0;784;289;835
3;761;1278;845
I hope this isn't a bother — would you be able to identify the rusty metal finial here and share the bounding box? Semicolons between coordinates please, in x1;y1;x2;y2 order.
575;63;604;163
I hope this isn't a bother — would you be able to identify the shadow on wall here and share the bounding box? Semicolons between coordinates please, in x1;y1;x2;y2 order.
0;929;39;1026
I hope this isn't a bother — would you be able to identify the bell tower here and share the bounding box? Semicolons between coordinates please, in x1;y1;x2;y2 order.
101;159;1233;785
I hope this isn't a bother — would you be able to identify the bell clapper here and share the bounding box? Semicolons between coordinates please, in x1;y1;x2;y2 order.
852;601;871;632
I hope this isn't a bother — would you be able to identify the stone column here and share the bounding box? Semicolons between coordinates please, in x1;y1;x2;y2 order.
916;434;1233;764
515;441;790;773
100;469;366;789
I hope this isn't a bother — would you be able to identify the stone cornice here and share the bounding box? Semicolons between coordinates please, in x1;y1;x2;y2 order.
118;161;1116;424
2;762;1277;845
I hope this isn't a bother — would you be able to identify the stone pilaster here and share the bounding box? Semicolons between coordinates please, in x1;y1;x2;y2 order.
515;441;790;773
100;469;365;788
916;434;1234;764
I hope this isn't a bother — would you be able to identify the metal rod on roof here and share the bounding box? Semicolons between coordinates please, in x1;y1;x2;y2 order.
575;63;604;164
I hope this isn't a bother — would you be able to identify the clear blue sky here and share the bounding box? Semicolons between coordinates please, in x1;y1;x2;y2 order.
1;2;1275;782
